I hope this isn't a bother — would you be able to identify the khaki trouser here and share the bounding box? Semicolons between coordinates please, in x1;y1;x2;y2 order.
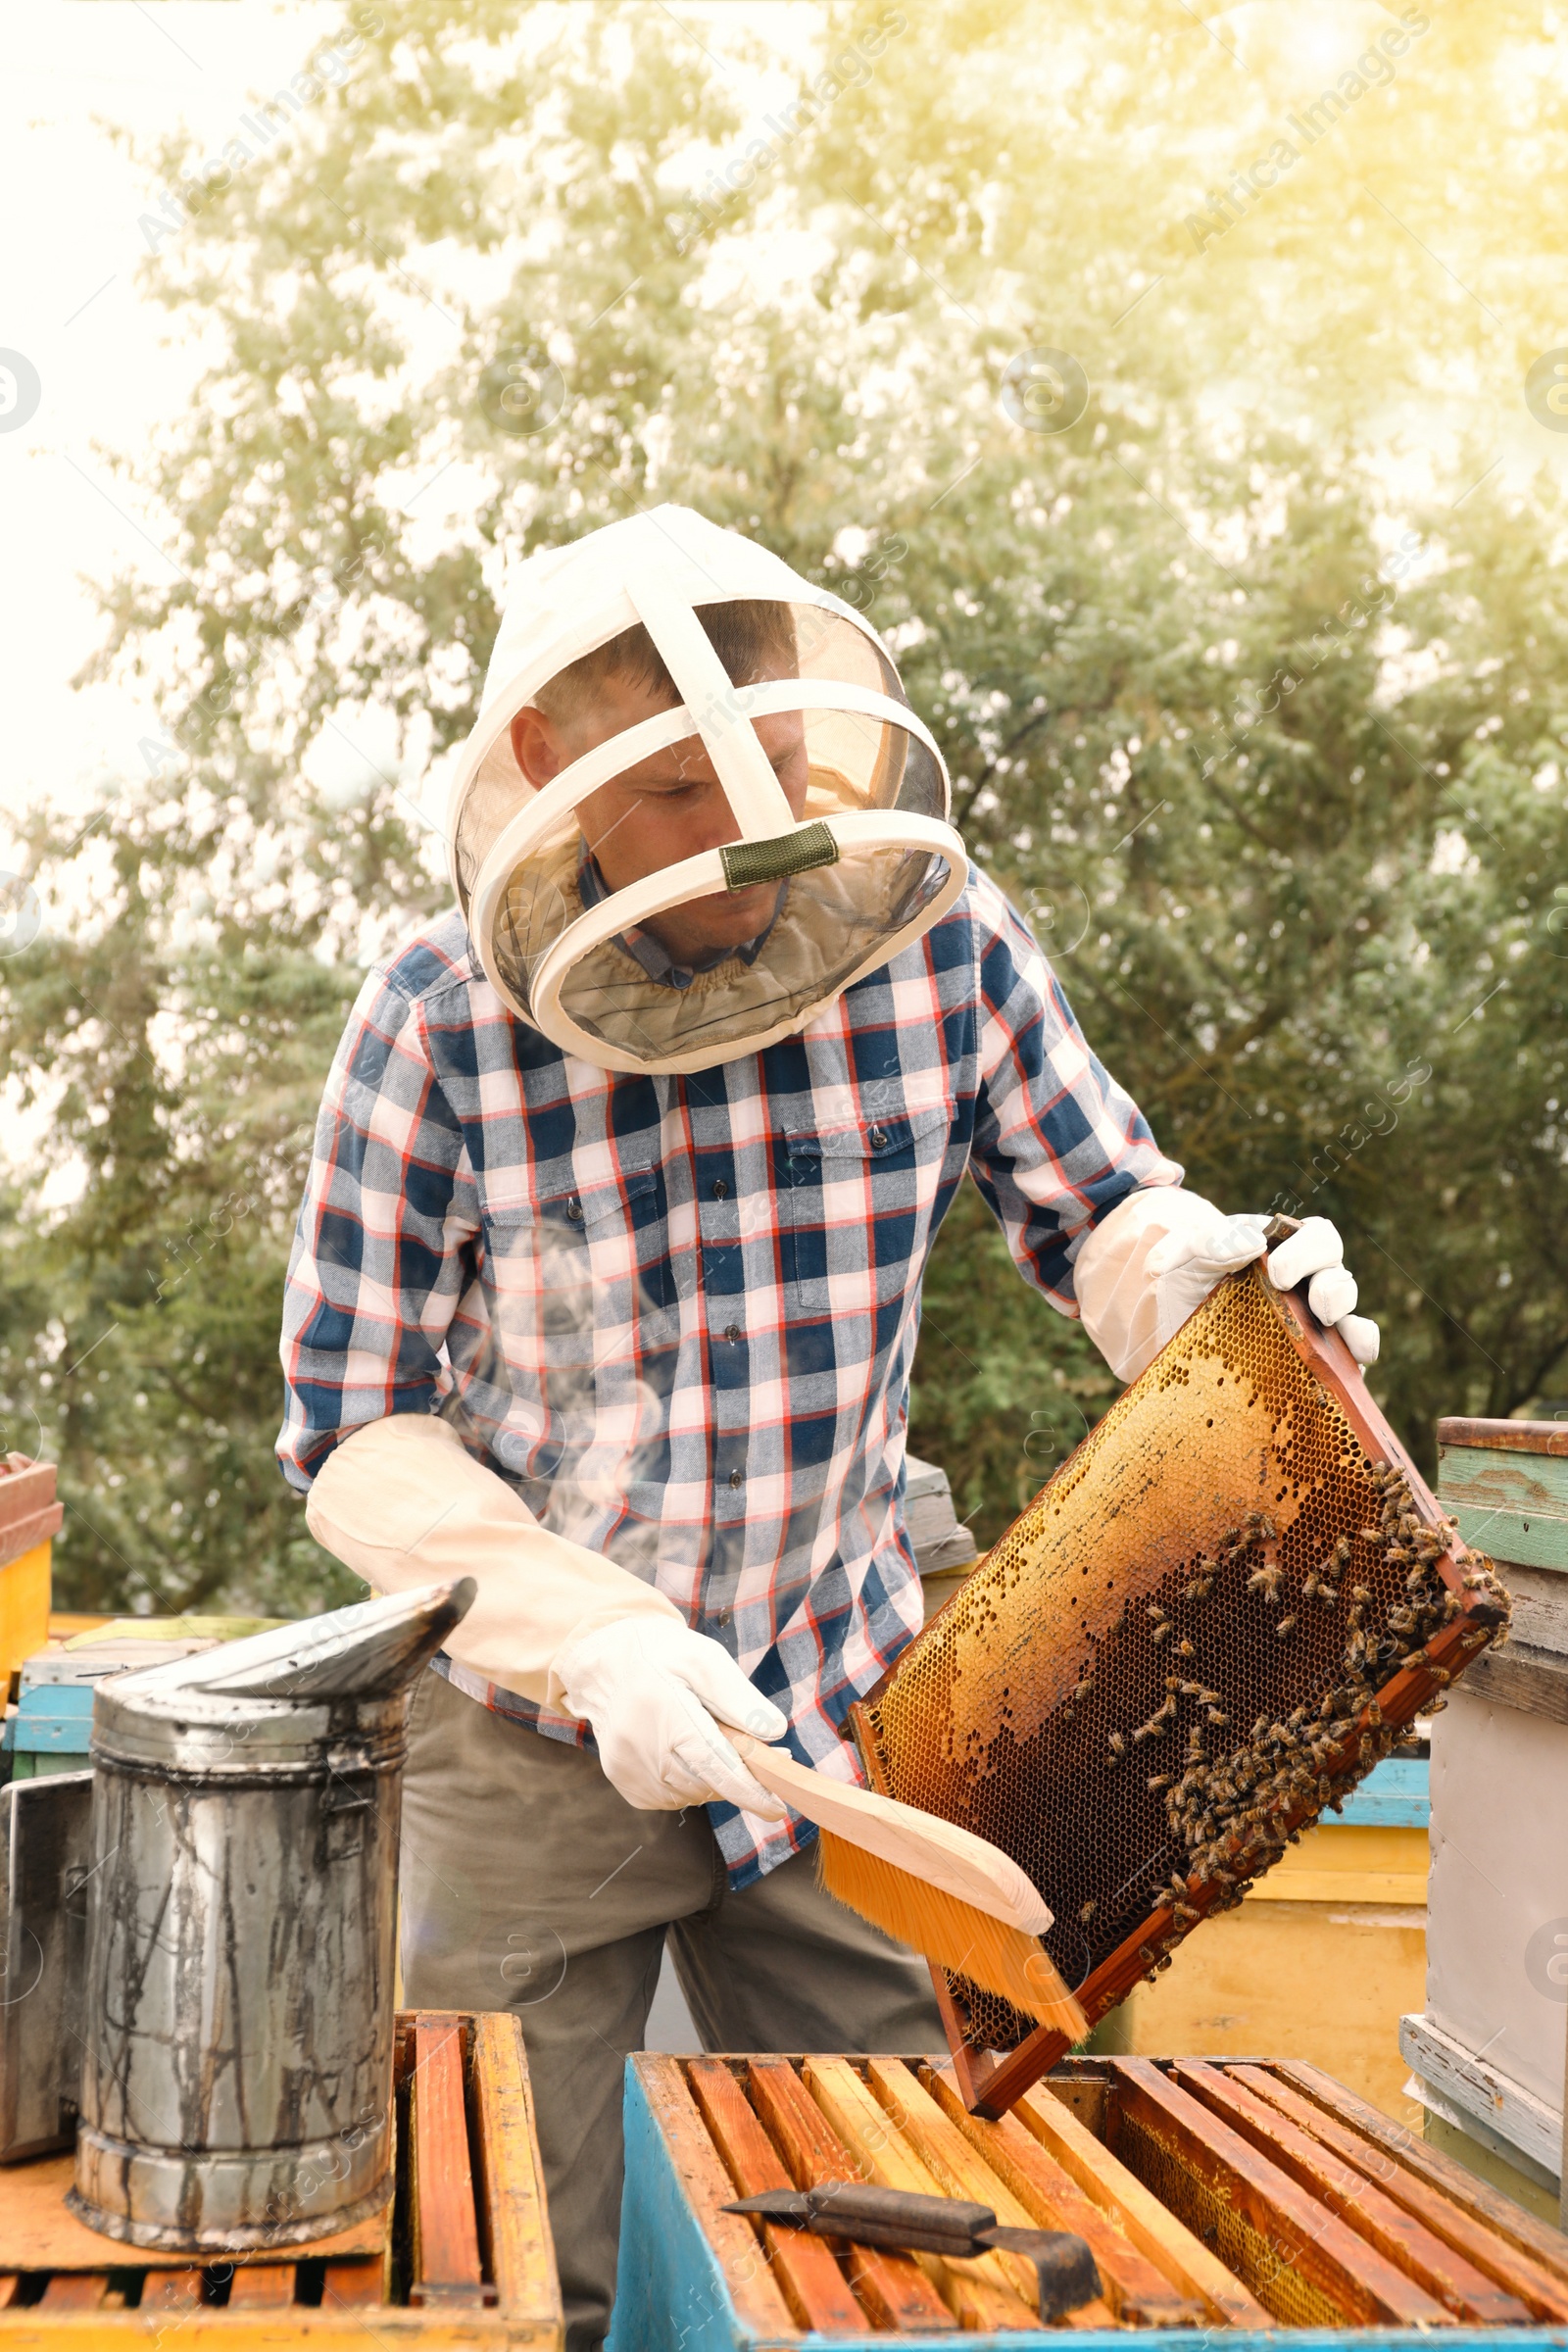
400;1668;945;2352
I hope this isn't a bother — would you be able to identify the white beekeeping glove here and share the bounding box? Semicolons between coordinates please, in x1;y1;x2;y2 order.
1077;1191;1379;1384
1264;1214;1380;1366
553;1616;789;1817
306;1413;788;1816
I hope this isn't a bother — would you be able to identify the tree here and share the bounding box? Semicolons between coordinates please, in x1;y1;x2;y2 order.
4;0;1565;1601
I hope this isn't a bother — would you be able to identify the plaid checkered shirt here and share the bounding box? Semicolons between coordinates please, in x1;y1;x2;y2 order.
277;867;1182;1885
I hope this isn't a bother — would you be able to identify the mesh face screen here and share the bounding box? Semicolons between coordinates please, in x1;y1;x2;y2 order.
858;1264;1491;2054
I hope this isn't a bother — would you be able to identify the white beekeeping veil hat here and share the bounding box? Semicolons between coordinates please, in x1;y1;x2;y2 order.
447;505;966;1074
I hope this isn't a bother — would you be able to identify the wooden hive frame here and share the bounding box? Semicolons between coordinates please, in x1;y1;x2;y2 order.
615;2051;1568;2348
850;1271;1511;2119
0;2012;563;2347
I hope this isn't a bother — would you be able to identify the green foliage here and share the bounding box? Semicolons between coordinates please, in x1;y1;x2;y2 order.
0;819;366;1612
4;0;1567;1598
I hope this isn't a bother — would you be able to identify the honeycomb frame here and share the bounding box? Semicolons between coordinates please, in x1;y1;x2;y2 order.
852;1259;1509;2118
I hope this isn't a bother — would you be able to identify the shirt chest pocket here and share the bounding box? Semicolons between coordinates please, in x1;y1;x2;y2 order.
781;1100;955;1312
481;1166;669;1361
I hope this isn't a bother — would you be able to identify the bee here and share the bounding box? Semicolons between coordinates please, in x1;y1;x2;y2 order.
1302;1569;1322;1602
1276;1615;1298;1639
1175;1639;1196;1659
1080;1898;1098;1923
1108;1730;1127;1757
1351;1586;1372;1605
1147;1601;1168;1623
1248;1562;1285;1601
1151;1622;1172;1644
1206;1707;1229;1726
1148;1773;1171;1791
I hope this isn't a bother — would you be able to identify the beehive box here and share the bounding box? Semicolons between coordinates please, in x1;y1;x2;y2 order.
612;2051;1568;2348
0;1464;60;1694
1405;1418;1568;2218
0;2012;563;2345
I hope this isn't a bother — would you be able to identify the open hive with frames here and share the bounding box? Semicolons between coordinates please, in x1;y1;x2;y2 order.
852;1247;1511;2118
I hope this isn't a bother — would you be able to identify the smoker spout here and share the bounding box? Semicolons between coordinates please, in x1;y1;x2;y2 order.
115;1578;476;1705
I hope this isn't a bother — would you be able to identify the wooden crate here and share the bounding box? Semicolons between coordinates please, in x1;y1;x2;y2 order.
610;2051;1568;2348
0;2012;562;2346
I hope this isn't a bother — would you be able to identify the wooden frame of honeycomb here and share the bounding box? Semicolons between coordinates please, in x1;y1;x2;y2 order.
853;1250;1510;2120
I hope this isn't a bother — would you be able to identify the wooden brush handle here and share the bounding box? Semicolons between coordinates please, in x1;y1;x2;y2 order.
730;1733;1052;1936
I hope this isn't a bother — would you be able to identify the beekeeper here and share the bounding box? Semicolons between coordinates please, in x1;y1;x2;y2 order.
278;505;1375;2347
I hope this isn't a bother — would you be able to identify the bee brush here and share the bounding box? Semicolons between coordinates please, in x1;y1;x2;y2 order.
730;1733;1086;2037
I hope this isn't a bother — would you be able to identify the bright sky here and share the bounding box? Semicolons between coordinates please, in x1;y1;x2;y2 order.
7;1;1561;866
0;1;818;866
0;5;366;852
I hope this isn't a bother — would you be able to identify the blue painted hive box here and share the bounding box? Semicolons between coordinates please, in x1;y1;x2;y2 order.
610;2051;1568;2348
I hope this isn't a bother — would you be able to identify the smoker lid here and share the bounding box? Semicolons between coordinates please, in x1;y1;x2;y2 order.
90;1580;475;1773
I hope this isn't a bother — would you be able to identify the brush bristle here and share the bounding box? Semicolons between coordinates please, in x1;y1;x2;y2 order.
817;1829;1087;2038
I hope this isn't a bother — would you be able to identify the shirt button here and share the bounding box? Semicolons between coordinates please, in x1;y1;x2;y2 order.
727;1468;744;1489
713;1608;732;1629
565;1197;584;1225
711;1178;729;1199
723;1324;742;1344
868;1125;889;1150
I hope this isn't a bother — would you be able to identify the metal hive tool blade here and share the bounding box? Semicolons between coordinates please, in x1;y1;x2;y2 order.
851;1257;1511;2118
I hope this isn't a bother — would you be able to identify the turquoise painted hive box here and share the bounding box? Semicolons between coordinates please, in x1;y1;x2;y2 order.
609;2050;1568;2348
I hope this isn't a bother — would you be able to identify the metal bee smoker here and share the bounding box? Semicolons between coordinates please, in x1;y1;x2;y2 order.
69;1579;474;2252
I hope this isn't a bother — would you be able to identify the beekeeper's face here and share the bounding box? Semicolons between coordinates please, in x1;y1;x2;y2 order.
510;672;810;961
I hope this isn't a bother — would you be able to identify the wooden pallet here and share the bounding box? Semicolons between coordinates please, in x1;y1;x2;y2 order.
0;2012;562;2345
612;2051;1568;2347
